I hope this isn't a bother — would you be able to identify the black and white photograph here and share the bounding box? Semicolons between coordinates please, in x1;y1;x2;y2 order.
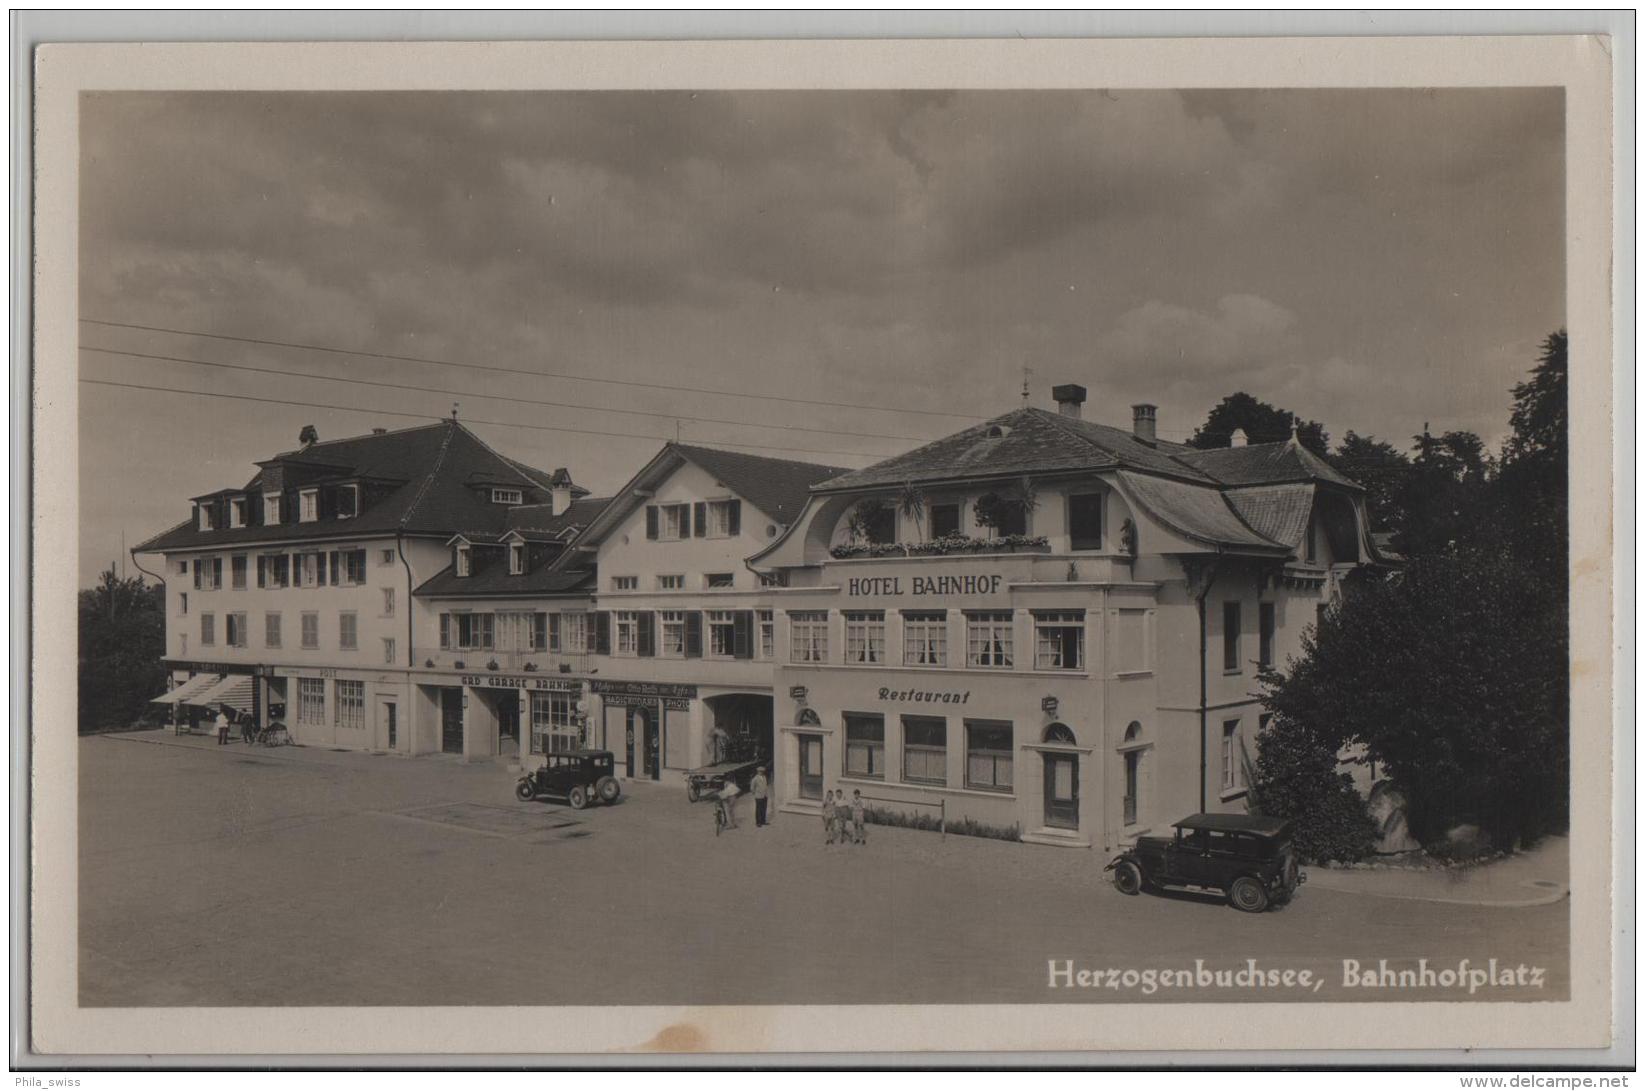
25;32;1622;1063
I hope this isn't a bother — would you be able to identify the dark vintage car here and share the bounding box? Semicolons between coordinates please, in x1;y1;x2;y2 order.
515;749;621;810
1105;813;1304;912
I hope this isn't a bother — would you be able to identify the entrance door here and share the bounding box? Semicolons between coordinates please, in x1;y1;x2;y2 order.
381;700;398;751
440;688;464;754
797;733;824;800
496;694;520;757
1043;752;1079;830
637;706;660;780
623;713;636;778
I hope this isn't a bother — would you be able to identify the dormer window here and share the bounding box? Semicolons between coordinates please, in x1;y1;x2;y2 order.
337;484;358;519
299;489;319;523
509;542;526;576
491;488;523;506
264;492;282;525
455;544;472;578
197;504;216;531
228;497;247;528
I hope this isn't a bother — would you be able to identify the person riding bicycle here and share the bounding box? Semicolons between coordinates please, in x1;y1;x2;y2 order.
716;776;743;830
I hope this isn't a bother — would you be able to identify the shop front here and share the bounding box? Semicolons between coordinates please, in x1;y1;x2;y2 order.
411;669;586;764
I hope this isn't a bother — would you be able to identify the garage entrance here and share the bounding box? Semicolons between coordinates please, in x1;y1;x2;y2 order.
704;693;773;767
440;688;464;754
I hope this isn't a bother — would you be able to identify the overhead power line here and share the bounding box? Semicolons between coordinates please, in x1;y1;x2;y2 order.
80;344;930;444
77;378;887;462
80;317;989;422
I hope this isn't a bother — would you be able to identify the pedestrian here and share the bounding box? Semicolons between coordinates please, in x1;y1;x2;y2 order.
717;776;742;830
751;766;770;828
214;705;231;746
851;789;867;845
822;789;837;845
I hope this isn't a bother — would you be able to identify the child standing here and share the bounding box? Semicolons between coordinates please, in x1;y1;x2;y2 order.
822;790;837;845
850;789;867;845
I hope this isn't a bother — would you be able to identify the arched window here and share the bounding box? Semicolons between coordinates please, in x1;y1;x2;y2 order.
797;708;821;727
1124;721;1142;744
1122;721;1145;826
1043;722;1076;745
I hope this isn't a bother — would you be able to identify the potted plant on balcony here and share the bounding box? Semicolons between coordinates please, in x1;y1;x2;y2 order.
895;480;927;543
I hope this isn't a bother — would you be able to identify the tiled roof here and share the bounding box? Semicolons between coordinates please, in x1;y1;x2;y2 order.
1116;471;1289;554
415;562;596;598
1222;484;1316;551
1172;439;1361;491
671;444;851;523
505;496;614;539
814;407;1210;492
132;420;569;553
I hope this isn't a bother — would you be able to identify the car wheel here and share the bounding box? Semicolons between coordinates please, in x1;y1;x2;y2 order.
1112;861;1144;896
686;782;700;803
597;776;620;804
1229;876;1270;913
567;785;589;810
515;780;535;802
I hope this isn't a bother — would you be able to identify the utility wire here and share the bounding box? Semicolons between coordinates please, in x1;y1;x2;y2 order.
80;317;989;422
77;378;886;462
80;344;930;444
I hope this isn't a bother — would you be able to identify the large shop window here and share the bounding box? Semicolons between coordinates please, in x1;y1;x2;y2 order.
790;611;829;663
531;692;580;754
844;611;886;665
965;720;1014;792
843;713;885;779
335;680;365;730
1033;610;1085;670
297;678;325;724
902;716;947;785
965;611;1014;668
902;610;947;667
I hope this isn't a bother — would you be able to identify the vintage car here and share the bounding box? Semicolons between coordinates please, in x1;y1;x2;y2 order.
515;749;621;810
1105;813;1304;912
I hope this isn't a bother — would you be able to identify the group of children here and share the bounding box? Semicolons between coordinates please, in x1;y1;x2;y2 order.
822;789;867;846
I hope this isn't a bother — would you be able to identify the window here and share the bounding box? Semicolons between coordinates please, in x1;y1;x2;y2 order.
509;542;526;575
649;503;689;541
379;548;395;566
902;716;947;785
179;634;187;656
533;612;548;652
612;575;638;591
843;713;885;779
337;484;358;518
706;499;741;538
179;592;189;616
226;612;248;648
1122;722;1144;826
383;637;396;665
757;609;774;660
264;612;281;648
452;613;494;650
300;612;319;649
844;611;886;664
531;692;579;754
230;555;248;589
298;552;321;588
859;503;896;544
455;545;472;578
491;487;523;505
929;503;961;539
561;612;588;654
339;612;358;650
966;611;1014;668
705;572;735;589
198;504;216;531
340;550;367;586
495;611;541;652
615;611;639;655
1068;492;1103;550
965;721;1014;792
657;574;684;590
297;678;325;724
381;587;396;616
263;493;282;524
1223;602;1241;672
790;611;828;663
177;560;188;575
1258;602;1276;668
299;489;318;522
1033;611;1085;670
261;554;290;589
705;610;736;657
229;497;247;528
660;611;686;657
196;557;222;591
200;613;215;646
335;680;365;730
1222;719;1243;791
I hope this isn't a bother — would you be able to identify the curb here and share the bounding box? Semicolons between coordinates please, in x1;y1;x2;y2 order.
1303;872;1570;909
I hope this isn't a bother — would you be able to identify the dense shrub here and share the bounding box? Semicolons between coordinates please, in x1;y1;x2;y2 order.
1248;709;1378;864
860;804;1021;842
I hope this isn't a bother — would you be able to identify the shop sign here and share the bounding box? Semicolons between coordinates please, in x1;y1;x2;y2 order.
846;572;1005;599
876;685;972;706
589;679;697;700
460;674;580;692
167;660;273;677
602;693;692;711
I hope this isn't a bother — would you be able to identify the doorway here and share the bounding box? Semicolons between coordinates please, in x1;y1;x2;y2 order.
634;706;660;780
797;733;824;800
496;693;520;758
440;688;464;754
623;713;636;778
380;699;398;752
1042;722;1079;831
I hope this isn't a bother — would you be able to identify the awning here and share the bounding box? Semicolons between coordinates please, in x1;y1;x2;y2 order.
187;674;255;713
150;673;220;706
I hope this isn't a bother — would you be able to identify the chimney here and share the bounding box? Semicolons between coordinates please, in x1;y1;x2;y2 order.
1230;428;1248;448
298;424;319;448
550;468;574;516
1131;404;1157;444
1052;383;1087;420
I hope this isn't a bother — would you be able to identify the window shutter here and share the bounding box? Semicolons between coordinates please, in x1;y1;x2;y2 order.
693;502;707;537
684;611;702;658
728;500;742;537
193;560;201;590
256;556;266;588
439;613;451;649
645;505;659;540
329;551;341;586
548;613;561;653
594;611;612;655
637;611;655;657
732;610;753;659
289;553;301;589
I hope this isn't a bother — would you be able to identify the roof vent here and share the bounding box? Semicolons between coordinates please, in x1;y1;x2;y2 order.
1131;404;1157;445
1052;383;1087;420
298;424;319;447
985;424;1011;439
1230;428;1248;448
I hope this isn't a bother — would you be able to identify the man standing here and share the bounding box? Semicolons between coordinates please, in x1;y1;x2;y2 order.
214;705;231;746
751;766;770;828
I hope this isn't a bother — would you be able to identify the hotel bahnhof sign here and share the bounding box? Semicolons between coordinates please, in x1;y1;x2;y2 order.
844;570;1007;602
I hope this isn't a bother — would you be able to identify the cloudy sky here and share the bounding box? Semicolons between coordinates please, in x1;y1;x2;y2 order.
79;89;1563;584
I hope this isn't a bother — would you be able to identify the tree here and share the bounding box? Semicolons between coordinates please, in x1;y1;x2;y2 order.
1494;330;1567;577
1248;697;1379;864
894;481;927;542
1329;431;1412;533
78;567;167;733
1392;428;1494;558
1188;392;1330;457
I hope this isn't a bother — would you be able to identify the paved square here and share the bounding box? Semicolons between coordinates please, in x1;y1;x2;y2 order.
80;733;1569;1007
